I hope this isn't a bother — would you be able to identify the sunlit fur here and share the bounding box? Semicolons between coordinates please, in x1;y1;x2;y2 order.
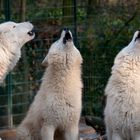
105;31;140;140
17;30;83;140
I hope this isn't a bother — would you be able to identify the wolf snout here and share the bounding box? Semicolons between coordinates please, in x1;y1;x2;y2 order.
27;27;36;36
63;29;73;44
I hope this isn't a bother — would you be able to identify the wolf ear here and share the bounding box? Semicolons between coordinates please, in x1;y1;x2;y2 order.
42;56;48;67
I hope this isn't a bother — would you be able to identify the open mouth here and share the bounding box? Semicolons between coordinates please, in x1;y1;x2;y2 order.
27;28;35;36
63;31;72;44
28;31;34;36
135;31;140;41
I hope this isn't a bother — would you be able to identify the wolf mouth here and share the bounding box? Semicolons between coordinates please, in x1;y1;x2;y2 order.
28;31;34;36
63;31;72;44
27;28;36;36
135;31;140;41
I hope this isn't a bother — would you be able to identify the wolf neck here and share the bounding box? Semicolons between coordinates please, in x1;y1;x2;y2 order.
41;64;82;93
0;42;21;83
45;64;80;81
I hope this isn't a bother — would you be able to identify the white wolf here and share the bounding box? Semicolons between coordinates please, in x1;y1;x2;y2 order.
17;29;83;140
104;30;140;140
0;21;35;83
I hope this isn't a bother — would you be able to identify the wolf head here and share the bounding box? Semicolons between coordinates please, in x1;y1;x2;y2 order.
126;30;140;50
112;30;140;74
42;29;82;69
0;21;35;49
0;21;35;83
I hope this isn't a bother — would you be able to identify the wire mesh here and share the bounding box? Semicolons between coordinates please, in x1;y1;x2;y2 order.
0;0;140;129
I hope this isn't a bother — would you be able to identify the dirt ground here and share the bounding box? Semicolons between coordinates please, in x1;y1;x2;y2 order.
0;121;100;140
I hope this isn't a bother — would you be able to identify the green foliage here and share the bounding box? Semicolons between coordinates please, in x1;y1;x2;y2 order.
79;4;140;116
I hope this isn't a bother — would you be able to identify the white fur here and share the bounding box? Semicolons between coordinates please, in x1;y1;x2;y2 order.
104;30;140;140
17;30;83;140
0;21;35;83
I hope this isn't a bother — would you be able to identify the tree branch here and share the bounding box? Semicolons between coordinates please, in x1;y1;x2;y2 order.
104;11;137;46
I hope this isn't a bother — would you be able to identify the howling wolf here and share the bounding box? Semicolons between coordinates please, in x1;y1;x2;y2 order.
0;21;35;83
17;29;83;140
105;30;140;140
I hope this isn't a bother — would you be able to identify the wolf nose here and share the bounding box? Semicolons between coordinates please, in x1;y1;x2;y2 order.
64;28;69;32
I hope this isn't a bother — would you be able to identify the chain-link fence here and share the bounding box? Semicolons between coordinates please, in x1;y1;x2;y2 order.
0;0;140;129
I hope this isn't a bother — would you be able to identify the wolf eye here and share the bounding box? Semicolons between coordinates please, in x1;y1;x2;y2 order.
13;26;16;28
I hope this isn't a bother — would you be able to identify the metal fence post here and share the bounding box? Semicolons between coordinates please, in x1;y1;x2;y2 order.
73;0;78;47
4;0;10;21
4;0;13;128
